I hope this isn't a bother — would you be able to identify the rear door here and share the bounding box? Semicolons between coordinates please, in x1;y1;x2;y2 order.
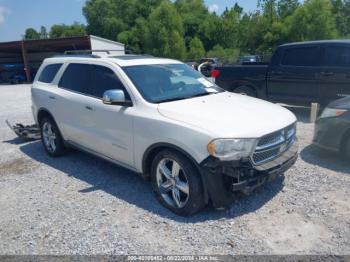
55;63;94;148
267;45;321;104
319;44;350;105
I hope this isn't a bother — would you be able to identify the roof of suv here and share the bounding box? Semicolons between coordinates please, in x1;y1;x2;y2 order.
44;54;182;67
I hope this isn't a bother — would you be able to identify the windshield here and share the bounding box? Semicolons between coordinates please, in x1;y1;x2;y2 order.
122;64;223;103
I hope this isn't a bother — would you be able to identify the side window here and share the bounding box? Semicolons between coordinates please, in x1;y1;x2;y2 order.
90;65;130;99
38;64;62;83
59;64;92;94
282;46;319;66
325;45;350;67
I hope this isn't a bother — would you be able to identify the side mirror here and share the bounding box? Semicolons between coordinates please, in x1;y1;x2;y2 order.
102;89;132;107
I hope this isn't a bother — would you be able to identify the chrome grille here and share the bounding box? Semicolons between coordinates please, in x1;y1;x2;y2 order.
252;123;296;165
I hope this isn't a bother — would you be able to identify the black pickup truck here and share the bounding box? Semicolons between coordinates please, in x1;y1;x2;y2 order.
213;40;350;106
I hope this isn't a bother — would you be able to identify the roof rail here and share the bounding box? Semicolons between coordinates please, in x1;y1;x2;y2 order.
53;54;100;58
64;49;124;56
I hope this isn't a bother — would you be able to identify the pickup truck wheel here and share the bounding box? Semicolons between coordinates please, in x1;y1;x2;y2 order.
151;150;205;216
40;117;66;157
234;86;257;97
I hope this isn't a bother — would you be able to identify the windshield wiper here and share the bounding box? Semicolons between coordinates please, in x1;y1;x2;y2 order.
158;92;217;103
190;92;216;98
158;97;188;103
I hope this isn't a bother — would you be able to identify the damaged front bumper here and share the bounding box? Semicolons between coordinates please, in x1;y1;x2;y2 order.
200;141;298;209
6;120;41;140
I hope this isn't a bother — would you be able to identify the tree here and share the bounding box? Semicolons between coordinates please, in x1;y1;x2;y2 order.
198;13;222;51
277;0;299;18
286;0;338;41
80;0;348;60
49;22;86;38
258;0;278;24
24;28;40;40
143;1;186;59
83;0;161;42
331;0;350;36
207;44;239;64
187;37;205;60
219;7;241;49
175;0;209;45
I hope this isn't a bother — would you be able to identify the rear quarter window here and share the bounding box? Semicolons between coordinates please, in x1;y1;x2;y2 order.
281;46;319;67
38;64;62;83
325;45;350;67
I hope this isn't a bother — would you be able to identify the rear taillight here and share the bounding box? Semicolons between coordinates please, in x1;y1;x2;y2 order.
211;69;220;78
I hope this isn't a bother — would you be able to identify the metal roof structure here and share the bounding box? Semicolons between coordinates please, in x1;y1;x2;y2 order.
0;35;125;83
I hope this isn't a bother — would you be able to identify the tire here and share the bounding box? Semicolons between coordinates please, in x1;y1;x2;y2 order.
40;117;66;157
150;150;205;216
234;85;257;97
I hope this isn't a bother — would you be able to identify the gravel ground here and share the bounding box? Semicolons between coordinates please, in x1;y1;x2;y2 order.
0;84;349;255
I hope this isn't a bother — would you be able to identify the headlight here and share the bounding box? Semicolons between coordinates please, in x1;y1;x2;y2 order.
319;107;347;119
207;138;257;161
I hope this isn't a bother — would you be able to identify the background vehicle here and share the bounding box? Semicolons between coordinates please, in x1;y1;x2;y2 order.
198;57;220;77
32;54;297;215
313;96;350;159
213;40;350;106
0;64;26;84
238;55;262;64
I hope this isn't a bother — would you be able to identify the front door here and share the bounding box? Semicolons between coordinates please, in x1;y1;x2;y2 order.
81;64;135;167
267;45;321;105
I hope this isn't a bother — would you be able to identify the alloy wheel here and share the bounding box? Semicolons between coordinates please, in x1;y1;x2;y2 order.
42;122;57;153
156;158;190;209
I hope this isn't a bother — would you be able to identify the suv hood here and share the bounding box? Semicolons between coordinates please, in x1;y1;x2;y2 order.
158;92;296;138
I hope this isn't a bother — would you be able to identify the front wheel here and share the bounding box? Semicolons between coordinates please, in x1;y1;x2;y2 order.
151;150;205;216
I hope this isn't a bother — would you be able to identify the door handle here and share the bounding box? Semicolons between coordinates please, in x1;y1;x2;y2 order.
85;106;94;111
320;72;334;77
49;96;56;100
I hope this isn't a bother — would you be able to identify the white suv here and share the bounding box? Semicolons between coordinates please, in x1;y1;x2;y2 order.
32;54;298;215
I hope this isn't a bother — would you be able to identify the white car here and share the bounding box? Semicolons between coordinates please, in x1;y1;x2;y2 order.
31;54;298;215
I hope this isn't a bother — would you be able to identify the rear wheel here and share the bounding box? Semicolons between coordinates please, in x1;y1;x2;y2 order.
151;150;205;216
40;117;66;157
234;85;257;97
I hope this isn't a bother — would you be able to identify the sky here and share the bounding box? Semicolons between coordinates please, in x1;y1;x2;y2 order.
0;0;259;42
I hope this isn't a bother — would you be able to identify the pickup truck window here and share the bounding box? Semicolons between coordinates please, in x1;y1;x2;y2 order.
59;64;92;94
90;65;131;99
325;46;350;67
38;63;62;83
282;46;319;67
123;64;223;103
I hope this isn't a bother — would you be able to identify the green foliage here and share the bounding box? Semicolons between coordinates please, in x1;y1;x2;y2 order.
207;45;240;64
23;0;350;62
331;0;350;36
49;22;86;38
285;0;338;41
187;37;205;60
83;0;161;43
278;0;300;18
24;28;40;40
142;1;186;59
